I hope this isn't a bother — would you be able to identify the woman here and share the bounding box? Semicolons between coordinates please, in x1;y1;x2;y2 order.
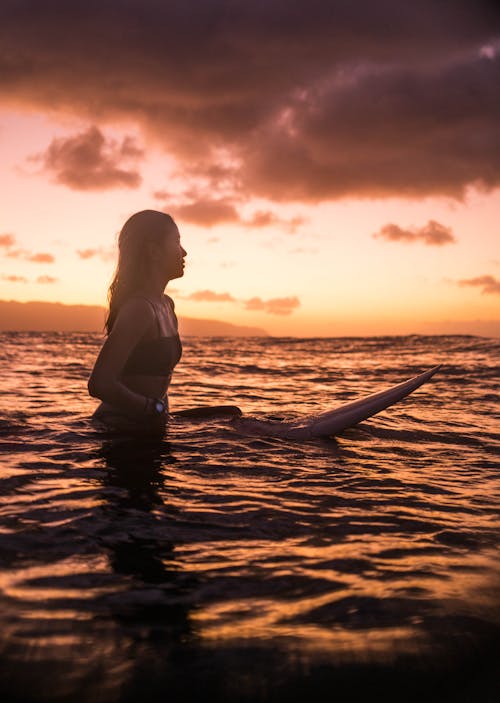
88;210;186;433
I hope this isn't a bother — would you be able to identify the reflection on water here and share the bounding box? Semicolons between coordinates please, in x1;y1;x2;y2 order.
1;435;197;702
0;333;499;701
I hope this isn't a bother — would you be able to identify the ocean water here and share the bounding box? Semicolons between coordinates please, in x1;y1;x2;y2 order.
0;333;499;702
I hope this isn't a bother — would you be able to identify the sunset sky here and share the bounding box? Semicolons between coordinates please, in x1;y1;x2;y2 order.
1;1;499;336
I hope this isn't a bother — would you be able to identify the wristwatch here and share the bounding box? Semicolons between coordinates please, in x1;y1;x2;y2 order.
148;398;166;416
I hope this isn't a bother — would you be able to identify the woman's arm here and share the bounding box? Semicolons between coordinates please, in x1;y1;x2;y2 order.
88;297;156;416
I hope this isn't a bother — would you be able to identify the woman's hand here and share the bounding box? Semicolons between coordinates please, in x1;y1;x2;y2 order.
144;397;168;433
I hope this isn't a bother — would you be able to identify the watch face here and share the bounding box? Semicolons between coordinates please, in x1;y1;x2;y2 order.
155;401;164;414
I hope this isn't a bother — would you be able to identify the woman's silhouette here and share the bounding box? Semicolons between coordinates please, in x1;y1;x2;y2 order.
88;209;240;434
88;210;186;433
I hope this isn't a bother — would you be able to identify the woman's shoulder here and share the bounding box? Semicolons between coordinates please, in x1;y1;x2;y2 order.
163;294;179;333
163;294;176;311
106;295;156;341
117;295;157;323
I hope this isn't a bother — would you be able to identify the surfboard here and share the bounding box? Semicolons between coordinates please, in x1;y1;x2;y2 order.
230;365;441;440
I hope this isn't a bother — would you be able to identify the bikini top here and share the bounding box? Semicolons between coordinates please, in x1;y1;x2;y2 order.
122;296;182;377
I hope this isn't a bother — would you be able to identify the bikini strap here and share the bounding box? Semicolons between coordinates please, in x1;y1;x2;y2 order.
134;295;162;334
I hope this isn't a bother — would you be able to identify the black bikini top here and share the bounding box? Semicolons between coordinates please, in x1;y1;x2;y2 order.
122;296;182;377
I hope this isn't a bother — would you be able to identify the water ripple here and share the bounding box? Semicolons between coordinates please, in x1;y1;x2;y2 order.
0;333;499;700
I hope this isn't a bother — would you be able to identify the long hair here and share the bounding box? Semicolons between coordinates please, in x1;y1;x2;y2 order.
105;210;176;335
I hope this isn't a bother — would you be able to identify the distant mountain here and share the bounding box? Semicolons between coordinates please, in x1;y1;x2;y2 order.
0;299;269;336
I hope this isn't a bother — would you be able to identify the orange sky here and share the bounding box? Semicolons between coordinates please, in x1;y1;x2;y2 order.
1;2;499;336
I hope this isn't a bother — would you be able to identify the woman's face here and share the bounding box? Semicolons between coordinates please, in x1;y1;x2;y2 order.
155;225;187;281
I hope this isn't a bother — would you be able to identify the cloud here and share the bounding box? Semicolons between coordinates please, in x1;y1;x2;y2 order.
4;248;24;259
0;233;56;262
185;290;236;303
26;252;55;263
3;2;499;203
157;191;305;231
77;247;115;262
373;220;456;245
170;198;240;228
241;55;500;202
244;211;306;233
244;296;301;315
2;274;28;283
1;273;57;283
458;275;500;295
30;126;143;190
181;289;301;315
0;233;16;248
5;250;55;263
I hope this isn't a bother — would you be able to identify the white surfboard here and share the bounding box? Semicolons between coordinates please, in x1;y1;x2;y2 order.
233;365;441;440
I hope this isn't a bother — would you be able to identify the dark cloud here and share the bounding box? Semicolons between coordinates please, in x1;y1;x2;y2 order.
244;296;301;315
77;247;115;262
170;198;240;228
36;275;58;284
458;275;500;294
241;55;500;201
2;274;27;283
31;126;143;190
2;2;499;203
373;220;456;245
158;192;305;230
185;290;236;303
